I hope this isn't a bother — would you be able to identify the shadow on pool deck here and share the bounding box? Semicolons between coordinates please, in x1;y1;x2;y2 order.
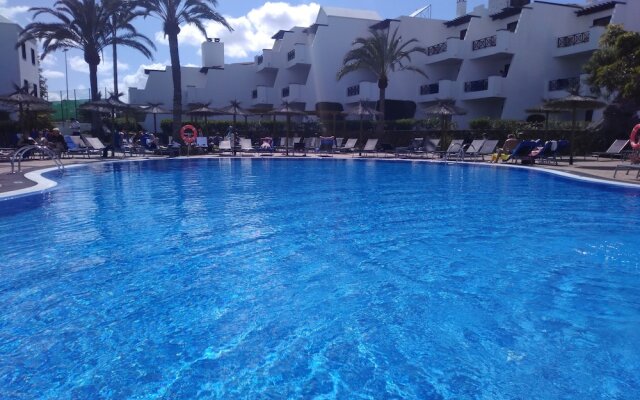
1;153;638;196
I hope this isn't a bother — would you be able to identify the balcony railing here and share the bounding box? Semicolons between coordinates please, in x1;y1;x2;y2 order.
472;35;497;51
557;31;590;48
548;76;580;91
464;79;489;92
287;49;296;61
282;87;290;97
256;55;263;65
347;84;360;97
427;42;447;56
420;83;440;95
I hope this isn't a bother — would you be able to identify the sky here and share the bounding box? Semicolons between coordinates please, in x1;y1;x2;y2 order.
0;0;576;101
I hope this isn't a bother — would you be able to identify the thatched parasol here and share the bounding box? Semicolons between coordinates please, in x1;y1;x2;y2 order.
544;94;606;164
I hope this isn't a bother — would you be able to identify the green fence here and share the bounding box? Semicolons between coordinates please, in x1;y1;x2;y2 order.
49;99;89;121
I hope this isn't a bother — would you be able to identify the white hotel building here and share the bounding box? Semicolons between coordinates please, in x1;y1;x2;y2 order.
129;0;640;130
0;14;40;98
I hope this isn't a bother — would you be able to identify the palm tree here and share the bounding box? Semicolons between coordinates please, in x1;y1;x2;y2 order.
337;27;427;132
18;0;155;133
140;0;232;140
103;0;155;96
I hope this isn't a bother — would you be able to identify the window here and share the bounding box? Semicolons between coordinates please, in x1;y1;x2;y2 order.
23;79;28;89
21;43;26;60
460;29;467;40
32;84;37;97
593;16;611;27
585;110;594;122
30;48;36;65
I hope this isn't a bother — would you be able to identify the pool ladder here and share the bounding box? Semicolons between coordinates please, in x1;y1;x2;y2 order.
11;145;65;174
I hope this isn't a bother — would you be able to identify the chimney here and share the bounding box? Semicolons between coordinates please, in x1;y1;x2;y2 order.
457;0;467;17
201;38;224;68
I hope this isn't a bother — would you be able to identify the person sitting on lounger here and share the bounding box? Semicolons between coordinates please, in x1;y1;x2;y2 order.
491;134;520;163
260;137;273;150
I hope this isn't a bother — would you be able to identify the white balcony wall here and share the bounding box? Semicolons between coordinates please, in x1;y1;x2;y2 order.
426;37;465;64
251;86;275;106
286;44;309;68
553;26;606;58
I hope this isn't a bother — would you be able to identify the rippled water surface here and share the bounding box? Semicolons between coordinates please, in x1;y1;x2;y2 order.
1;158;640;399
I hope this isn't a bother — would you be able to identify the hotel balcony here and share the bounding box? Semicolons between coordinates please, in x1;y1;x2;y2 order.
418;80;456;102
281;84;305;102
553;26;606;58
345;81;378;102
286;44;310;69
468;30;514;60
460;76;506;100
251;85;276;106
544;74;592;99
255;50;276;72
425;37;464;64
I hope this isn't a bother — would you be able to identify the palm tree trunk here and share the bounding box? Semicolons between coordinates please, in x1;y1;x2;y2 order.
112;41;118;95
377;86;386;134
168;33;182;141
89;62;100;135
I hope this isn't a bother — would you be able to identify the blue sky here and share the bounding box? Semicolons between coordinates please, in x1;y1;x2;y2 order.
0;0;574;101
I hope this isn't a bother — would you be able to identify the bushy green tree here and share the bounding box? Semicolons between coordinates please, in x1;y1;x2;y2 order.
584;24;640;105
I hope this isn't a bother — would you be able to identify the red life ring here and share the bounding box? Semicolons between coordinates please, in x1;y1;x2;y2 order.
180;124;198;144
630;123;640;150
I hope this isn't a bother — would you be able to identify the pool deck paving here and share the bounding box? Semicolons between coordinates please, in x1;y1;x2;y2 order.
0;152;638;197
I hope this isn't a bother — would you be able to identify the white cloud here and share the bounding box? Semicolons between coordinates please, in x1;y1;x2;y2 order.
41;69;64;79
116;62;167;102
0;0;29;20
40;54;58;68
68;55;130;76
47;92;61;101
153;2;320;60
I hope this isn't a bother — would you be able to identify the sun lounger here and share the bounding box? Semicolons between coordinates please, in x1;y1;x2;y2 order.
462;139;486;160
358;138;379;157
504;140;539;164
592;139;629;160
63;135;89;158
216;140;233;155
239;138;255;156
195;136;209;153
476;139;499;160
395;137;423;158
81;136;106;157
436;139;464;160
317;136;335;157
339;138;357;153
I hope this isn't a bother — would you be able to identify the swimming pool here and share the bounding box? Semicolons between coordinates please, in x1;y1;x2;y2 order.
1;158;639;399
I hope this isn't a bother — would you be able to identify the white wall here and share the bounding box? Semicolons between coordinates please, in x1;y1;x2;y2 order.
128;0;640;130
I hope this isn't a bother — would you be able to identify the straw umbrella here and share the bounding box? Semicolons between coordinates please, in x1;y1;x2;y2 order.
344;100;381;155
423;101;467;149
140;102;169;136
0;86;50;140
544;94;606;164
187;103;221;133
525;104;565;131
79;94;131;138
218;100;252;155
270;102;307;156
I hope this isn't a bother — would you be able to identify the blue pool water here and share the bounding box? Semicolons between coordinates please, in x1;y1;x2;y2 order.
1;158;640;399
